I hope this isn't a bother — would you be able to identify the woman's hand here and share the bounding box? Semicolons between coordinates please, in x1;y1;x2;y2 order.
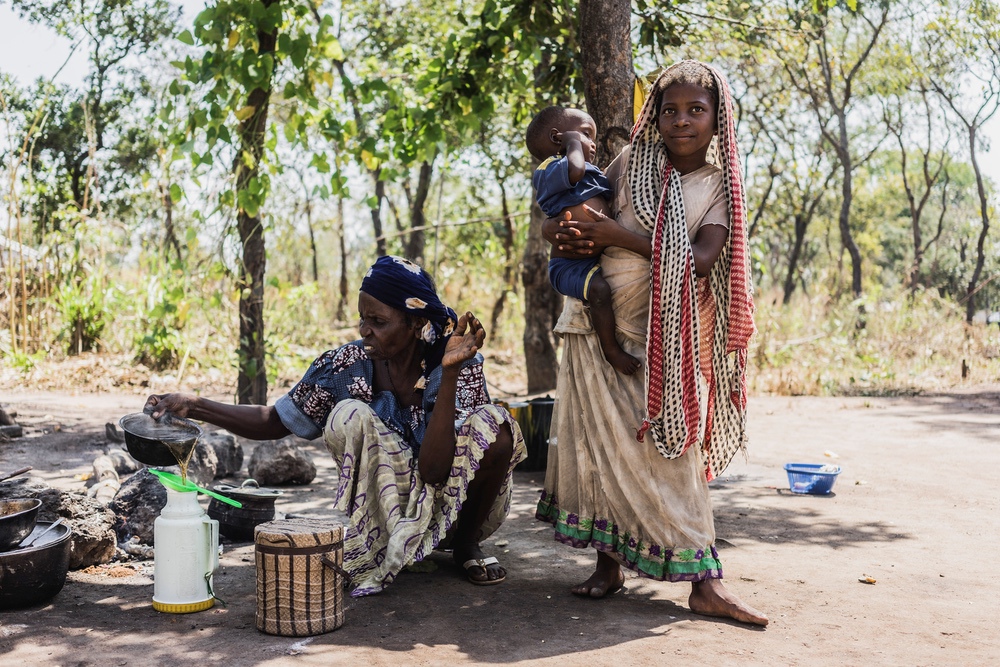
144;393;198;420
442;311;486;371
420;311;484;483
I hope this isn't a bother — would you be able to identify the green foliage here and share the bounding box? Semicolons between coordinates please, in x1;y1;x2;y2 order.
9;0;177;230
634;0;691;50
56;274;110;355
1;349;47;373
165;0;345;253
4;0;1000;401
133;270;191;370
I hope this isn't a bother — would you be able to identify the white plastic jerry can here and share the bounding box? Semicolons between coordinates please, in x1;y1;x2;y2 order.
152;487;220;613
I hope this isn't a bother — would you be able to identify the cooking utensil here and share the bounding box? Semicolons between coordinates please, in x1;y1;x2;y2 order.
119;412;202;467
208;479;282;541
0;467;32;483
16;517;63;549
0;520;72;609
148;469;243;508
0;498;41;551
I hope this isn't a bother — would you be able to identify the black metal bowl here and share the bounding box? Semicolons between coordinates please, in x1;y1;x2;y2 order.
0;521;72;608
119;413;202;467
0;498;41;551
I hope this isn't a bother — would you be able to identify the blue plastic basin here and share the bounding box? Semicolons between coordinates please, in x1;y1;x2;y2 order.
784;463;842;495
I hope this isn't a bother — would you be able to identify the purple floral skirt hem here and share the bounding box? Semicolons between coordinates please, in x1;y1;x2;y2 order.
539;492;723;582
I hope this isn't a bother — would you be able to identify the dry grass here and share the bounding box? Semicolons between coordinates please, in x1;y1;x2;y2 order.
6;285;999;401
750;287;1000;396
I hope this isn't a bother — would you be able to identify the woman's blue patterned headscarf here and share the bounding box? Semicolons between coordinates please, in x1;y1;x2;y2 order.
360;255;458;379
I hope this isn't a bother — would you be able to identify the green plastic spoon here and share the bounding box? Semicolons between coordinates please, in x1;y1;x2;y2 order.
148;468;243;508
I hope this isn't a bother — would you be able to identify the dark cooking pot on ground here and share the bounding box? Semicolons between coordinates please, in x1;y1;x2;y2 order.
207;480;283;541
0;498;42;551
119;412;202;467
0;520;72;609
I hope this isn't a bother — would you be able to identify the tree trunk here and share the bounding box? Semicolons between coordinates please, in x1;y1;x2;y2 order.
490;179;515;333
965;126;991;323
783;214;808;305
579;0;634;165
516;0;634;394
337;194;349;321
405;160;433;262
522;201;561;393
838;153;863;298
306;197;318;283
161;182;182;261
370;171;387;257
233;0;278;406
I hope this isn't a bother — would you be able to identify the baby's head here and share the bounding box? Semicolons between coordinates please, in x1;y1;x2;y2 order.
655;61;719;118
525;106;598;161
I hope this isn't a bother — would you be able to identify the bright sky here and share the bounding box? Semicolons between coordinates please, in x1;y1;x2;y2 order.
1;3;998;184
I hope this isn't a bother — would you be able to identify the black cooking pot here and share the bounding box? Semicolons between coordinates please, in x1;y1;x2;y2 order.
207;480;283;541
0;498;41;551
0;520;72;608
119;412;202;467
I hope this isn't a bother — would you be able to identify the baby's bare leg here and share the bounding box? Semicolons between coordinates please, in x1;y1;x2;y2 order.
587;274;640;376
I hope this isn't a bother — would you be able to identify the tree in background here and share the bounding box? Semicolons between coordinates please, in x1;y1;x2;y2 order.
430;0;687;392
174;0;341;404
6;0;177;355
923;0;1000;322
3;0;1000;397
772;1;890;300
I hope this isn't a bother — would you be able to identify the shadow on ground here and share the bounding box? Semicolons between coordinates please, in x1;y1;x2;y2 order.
711;485;913;548
2;466;736;666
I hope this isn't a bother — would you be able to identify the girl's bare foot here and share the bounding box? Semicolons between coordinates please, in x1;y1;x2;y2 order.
688;578;768;626
571;551;624;598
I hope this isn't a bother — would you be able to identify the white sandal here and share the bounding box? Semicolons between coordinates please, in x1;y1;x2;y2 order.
461;556;505;586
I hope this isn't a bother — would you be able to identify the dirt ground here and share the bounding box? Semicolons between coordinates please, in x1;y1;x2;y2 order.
0;385;998;666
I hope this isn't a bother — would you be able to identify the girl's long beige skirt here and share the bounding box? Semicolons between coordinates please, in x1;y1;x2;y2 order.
536;246;722;581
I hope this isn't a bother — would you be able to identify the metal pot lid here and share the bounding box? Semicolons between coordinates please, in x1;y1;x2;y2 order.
211;479;283;499
119;412;201;443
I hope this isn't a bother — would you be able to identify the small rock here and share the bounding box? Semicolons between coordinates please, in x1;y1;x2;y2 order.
105;422;125;443
105;448;140;475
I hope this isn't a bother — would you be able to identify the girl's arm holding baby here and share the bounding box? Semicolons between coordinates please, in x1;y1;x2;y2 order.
542;208;651;259
542;207;728;278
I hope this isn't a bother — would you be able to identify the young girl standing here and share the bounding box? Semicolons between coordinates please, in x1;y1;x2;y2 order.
537;60;767;626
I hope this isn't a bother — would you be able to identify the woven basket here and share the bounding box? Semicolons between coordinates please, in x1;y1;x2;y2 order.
254;518;347;636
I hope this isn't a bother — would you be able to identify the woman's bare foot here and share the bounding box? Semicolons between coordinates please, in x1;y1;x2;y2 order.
688;578;768;626
571;551;625;598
